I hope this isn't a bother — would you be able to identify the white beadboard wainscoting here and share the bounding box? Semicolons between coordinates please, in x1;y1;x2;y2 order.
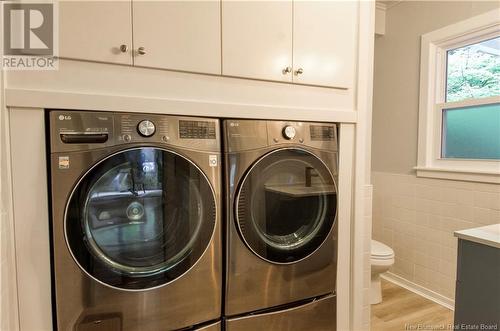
372;171;500;306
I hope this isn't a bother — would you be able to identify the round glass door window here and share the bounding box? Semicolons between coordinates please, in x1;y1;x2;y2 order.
235;148;337;264
65;147;216;290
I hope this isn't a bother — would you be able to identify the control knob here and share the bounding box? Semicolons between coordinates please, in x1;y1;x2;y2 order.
282;125;296;140
137;120;156;137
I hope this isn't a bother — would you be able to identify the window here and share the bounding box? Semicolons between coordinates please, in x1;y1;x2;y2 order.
446;37;500;103
417;9;500;183
442;37;500;160
442;103;500;160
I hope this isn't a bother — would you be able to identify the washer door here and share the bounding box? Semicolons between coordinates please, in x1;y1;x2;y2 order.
235;148;337;264
65;147;216;290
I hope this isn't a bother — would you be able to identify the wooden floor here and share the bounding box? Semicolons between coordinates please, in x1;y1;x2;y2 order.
371;279;454;331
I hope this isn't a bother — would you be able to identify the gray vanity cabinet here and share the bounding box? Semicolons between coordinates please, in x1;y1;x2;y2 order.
454;239;500;329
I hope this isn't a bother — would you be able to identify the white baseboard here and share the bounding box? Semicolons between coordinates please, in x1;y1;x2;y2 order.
382;272;455;310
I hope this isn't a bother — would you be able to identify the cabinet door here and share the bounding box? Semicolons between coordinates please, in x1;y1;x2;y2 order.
293;1;358;88
132;1;221;75
222;1;293;82
59;1;133;65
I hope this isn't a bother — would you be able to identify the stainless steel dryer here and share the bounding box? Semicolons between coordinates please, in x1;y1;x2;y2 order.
223;120;338;330
49;110;222;331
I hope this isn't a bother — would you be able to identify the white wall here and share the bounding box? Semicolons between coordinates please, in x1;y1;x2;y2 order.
355;3;375;329
372;0;499;174
1;50;20;331
372;0;500;304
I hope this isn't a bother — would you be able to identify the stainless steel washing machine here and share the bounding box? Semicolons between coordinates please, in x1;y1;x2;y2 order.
49;110;222;331
223;119;338;330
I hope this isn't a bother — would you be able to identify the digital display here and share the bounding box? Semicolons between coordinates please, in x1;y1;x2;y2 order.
179;120;216;139
310;125;336;141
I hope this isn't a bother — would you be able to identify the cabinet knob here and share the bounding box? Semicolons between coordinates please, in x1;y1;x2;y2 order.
137;47;146;55
119;44;128;53
294;68;304;75
282;66;292;75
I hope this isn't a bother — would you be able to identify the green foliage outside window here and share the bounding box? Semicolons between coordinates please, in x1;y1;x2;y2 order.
446;37;500;102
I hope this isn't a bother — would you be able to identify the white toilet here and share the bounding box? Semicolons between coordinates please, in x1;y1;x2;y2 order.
370;240;395;305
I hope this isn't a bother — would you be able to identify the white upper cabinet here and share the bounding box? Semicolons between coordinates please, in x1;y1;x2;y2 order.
59;1;133;65
222;0;358;88
133;1;221;74
293;1;358;88
57;1;358;88
222;1;293;82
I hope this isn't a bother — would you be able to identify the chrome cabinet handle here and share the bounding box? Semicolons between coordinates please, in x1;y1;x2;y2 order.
119;44;128;53
137;47;146;55
294;68;304;75
282;66;292;75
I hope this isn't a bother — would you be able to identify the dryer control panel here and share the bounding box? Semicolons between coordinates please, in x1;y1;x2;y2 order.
224;119;338;153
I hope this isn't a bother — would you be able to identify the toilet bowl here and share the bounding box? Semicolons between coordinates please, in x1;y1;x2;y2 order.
370;240;394;305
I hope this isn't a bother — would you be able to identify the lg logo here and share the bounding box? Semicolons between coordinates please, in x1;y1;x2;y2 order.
3;3;54;56
58;115;71;121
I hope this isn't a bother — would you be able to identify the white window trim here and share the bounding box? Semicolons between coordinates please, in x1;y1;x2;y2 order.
416;9;500;184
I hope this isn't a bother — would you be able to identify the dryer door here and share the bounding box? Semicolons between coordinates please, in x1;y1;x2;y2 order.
235;148;337;264
65;147;216;290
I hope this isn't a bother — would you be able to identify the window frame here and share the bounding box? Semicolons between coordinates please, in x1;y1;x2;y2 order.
416;9;500;184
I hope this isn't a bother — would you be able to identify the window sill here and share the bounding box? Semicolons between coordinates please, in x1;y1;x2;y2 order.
414;166;500;184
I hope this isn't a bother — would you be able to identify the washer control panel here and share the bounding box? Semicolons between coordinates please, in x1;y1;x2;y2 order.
118;114;168;143
50;110;221;153
179;120;216;139
282;125;296;140
137;120;156;137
